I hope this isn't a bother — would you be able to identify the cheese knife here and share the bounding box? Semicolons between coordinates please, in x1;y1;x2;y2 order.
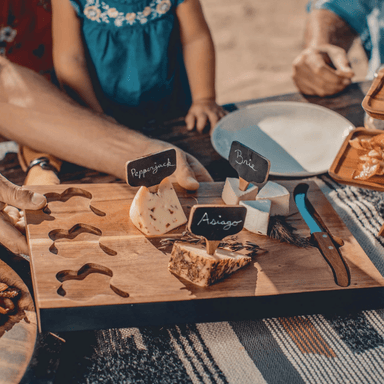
294;183;350;287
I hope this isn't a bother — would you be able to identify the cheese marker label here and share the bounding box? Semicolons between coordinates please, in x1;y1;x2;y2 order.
188;204;246;241
126;149;177;188
228;141;270;186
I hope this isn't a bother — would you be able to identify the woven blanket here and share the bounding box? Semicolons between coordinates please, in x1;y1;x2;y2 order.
27;175;383;384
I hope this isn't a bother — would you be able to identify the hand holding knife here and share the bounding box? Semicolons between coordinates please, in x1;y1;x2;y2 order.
294;183;350;287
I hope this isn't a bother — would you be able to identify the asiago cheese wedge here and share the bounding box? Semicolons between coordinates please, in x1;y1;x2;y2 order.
168;242;251;287
129;177;187;236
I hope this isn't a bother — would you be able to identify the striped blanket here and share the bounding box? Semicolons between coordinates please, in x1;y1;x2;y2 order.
46;175;384;384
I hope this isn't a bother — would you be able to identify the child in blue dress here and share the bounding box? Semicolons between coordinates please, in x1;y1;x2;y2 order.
51;0;226;131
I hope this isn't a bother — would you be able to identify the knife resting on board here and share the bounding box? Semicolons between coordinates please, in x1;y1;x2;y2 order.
294;183;350;288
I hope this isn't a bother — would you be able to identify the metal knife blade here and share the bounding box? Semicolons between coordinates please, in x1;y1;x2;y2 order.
294;183;350;287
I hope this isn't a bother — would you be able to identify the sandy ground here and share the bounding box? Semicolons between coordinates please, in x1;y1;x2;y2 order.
201;0;369;105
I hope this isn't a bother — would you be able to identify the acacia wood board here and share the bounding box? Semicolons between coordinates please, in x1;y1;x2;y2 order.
329;127;384;191
24;181;384;332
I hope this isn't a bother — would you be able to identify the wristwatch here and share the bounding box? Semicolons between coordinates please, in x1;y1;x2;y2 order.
26;156;59;175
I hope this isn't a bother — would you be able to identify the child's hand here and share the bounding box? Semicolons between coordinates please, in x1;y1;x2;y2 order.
185;98;227;133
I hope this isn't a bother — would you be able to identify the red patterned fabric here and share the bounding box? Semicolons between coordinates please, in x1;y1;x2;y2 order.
0;0;53;79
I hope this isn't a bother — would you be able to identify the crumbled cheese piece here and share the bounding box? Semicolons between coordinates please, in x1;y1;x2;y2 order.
240;200;271;236
168;242;252;287
256;181;290;216
129;177;187;236
221;177;258;205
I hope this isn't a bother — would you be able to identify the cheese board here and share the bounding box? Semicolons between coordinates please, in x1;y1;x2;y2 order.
24;181;384;332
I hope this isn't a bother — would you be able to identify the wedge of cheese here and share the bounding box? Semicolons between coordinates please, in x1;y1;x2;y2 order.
129;177;187;236
222;177;258;205
240;200;271;236
256;181;290;216
168;242;252;287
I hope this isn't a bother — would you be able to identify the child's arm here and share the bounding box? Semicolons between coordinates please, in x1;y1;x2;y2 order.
51;0;104;113
177;0;227;133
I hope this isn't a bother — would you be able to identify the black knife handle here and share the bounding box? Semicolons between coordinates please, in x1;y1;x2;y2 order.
312;232;350;287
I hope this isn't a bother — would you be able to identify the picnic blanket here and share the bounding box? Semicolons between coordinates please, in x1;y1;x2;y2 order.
21;175;384;384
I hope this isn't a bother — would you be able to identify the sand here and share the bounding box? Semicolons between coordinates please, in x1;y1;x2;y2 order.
201;0;369;105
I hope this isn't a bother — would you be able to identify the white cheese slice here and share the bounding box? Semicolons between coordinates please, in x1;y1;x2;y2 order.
169;242;251;287
221;177;258;205
129;177;187;236
256;181;290;216
240;200;271;236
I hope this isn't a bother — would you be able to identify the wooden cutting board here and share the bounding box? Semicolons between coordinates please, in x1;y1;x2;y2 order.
24;181;384;332
0;258;37;384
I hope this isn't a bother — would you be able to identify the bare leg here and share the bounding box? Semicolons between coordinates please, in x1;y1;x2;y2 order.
0;57;212;190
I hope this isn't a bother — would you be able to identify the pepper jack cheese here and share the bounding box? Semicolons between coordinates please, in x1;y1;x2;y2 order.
169;242;252;287
129;177;187;236
221;177;258;205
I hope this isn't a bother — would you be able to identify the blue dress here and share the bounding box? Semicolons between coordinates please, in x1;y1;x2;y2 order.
70;0;191;127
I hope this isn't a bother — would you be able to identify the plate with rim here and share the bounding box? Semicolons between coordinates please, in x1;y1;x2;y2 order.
211;101;355;177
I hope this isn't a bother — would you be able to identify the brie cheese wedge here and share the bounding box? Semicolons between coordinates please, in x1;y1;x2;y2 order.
222;177;258;205
240;199;271;236
256;181;290;216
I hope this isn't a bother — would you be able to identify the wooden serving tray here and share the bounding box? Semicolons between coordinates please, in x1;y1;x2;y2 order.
0;259;37;384
329;127;384;191
362;69;384;119
24;181;384;332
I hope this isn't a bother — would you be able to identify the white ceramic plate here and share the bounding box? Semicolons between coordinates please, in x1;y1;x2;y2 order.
211;101;355;177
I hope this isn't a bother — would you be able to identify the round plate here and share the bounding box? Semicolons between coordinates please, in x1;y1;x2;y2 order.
211;101;355;176
0;258;37;384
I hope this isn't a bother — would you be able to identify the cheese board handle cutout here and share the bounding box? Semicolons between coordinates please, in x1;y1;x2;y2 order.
228;141;271;191
126;149;177;191
188;204;247;255
56;263;130;299
44;188;106;217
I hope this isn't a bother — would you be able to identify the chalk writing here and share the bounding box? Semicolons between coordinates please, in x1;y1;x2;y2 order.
197;212;243;231
235;149;257;172
131;158;175;179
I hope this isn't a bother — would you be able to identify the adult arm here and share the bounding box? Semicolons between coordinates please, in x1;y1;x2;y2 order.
292;9;357;96
51;0;104;112
0;57;212;190
177;0;226;132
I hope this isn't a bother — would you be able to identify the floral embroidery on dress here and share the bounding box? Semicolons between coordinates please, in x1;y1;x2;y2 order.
0;26;17;43
82;0;172;26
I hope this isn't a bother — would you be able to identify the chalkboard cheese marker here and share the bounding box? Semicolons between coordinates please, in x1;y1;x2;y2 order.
187;204;247;255
126;148;177;193
228;141;271;190
168;203;250;287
